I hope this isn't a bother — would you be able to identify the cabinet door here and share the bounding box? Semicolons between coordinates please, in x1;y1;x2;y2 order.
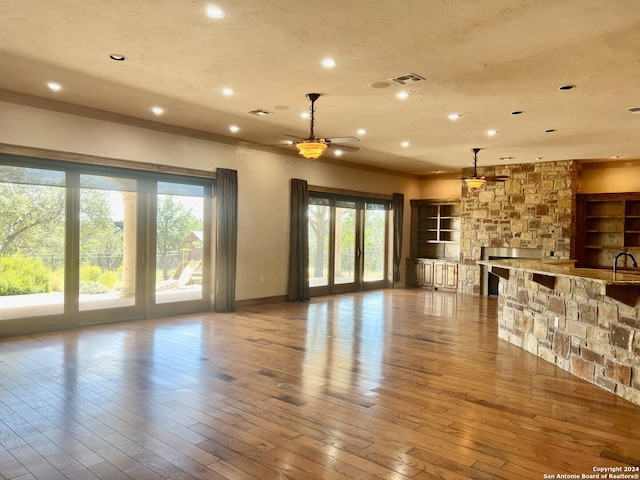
445;263;458;289
422;261;434;287
433;261;445;287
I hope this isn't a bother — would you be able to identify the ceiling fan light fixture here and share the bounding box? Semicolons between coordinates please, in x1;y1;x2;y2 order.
464;177;486;189
296;141;327;160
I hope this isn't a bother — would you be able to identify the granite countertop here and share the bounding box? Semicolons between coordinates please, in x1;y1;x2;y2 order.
477;258;640;285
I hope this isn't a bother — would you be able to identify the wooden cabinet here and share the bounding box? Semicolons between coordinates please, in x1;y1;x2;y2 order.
406;258;458;290
406;258;434;287
576;193;640;269
407;199;460;289
433;261;458;289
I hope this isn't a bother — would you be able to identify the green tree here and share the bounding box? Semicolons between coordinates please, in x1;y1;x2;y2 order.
79;189;124;258
0;183;65;255
308;205;329;277
156;195;202;280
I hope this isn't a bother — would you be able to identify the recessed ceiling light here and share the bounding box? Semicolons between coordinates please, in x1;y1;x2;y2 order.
357;128;367;135
558;84;576;91
334;149;343;156
448;113;462;121
109;54;126;61
396;91;410;100
611;155;625;159
205;6;225;18
321;58;338;68
544;129;557;133
47;82;62;92
229;125;239;133
511;110;524;115
536;156;544;160
498;156;514;161
370;81;391;89
301;112;310;119
248;109;272;116
487;129;498;136
221;87;235;96
151;106;164;116
401;141;411;148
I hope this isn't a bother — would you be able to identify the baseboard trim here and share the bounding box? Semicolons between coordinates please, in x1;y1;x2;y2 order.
236;295;288;309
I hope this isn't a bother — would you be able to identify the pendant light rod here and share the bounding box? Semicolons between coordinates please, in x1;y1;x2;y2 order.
306;93;320;140
472;147;481;177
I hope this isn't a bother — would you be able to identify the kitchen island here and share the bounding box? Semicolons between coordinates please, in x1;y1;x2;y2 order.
478;258;640;406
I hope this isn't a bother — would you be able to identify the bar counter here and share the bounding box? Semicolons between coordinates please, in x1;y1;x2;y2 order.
476;258;640;406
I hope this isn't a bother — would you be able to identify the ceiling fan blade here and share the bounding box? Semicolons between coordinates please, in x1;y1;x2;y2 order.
485;175;510;182
284;134;305;140
329;144;359;152
323;136;360;144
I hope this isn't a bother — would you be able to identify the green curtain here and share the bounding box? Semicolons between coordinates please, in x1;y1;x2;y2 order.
214;168;238;312
288;178;310;301
392;192;404;283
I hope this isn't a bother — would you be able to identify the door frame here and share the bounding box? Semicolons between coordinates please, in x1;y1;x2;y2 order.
308;191;391;297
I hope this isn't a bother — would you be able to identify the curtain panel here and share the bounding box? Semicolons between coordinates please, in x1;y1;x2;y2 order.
288;178;310;301
214;168;238;312
392;192;404;283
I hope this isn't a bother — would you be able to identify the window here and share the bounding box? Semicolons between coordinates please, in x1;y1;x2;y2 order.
0;155;213;335
308;192;390;295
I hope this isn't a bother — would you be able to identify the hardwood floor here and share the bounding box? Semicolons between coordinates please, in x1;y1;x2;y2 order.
1;289;639;479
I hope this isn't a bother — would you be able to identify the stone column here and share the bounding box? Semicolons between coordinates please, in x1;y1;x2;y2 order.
120;191;137;297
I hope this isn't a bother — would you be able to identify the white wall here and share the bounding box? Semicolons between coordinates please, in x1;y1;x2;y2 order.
0;100;421;300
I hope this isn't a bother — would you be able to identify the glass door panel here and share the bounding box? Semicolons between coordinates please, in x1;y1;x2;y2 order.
334;205;356;286
0;166;66;320
79;174;137;312
155;182;205;304
308;203;330;288
364;206;386;282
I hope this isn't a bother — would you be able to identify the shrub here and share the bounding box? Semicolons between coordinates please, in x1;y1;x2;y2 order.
79;265;120;291
0;256;51;296
50;268;65;292
98;270;119;290
80;265;102;283
79;281;110;294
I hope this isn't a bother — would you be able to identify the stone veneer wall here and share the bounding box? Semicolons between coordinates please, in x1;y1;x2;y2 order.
458;160;581;295
498;270;640;406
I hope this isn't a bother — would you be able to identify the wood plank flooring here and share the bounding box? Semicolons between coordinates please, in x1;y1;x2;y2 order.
1;289;639;479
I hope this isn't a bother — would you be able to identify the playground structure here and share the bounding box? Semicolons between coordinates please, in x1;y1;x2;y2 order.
156;231;203;290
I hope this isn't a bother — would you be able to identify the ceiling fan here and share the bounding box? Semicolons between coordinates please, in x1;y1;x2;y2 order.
463;148;509;189
282;93;360;160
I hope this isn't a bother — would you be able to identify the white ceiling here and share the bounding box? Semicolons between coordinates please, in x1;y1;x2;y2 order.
1;0;640;176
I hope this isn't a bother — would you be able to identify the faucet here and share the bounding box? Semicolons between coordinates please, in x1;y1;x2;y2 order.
613;251;638;281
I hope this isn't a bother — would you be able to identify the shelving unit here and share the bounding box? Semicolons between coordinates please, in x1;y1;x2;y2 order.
576;193;640;269
410;200;461;260
407;199;460;289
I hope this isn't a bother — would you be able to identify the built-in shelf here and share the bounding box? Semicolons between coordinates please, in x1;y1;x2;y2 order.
407;199;461;289
577;193;640;268
409;199;461;260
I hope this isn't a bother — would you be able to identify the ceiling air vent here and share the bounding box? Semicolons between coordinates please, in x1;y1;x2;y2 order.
626;106;640;114
388;73;425;85
248;109;272;116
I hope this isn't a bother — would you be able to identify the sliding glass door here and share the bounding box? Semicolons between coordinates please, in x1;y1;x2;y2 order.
78;174;138;313
309;194;389;296
0;156;213;335
152;181;210;314
0;165;66;321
